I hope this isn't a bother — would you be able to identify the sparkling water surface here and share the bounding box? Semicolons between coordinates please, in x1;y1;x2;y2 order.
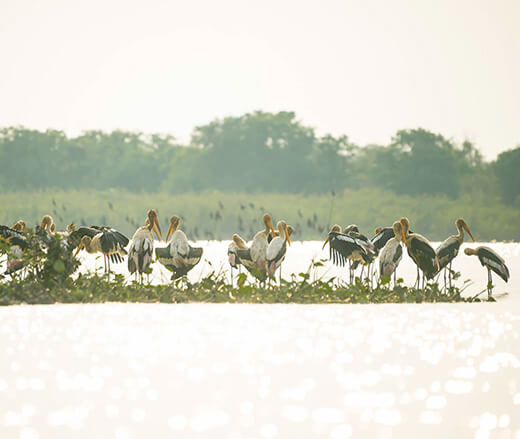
1;242;519;438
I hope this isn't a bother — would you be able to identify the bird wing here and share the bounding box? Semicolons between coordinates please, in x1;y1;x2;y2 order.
236;249;252;262
99;229;129;255
266;239;287;264
68;227;99;248
370;228;394;254
188;246;203;261
0;226;27;249
436;237;460;270
410;237;436;260
393;243;403;264
329;233;364;267
478;247;510;282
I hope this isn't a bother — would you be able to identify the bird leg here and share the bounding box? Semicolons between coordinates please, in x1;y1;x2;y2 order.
449;261;453;289
230;266;233;287
487;268;493;299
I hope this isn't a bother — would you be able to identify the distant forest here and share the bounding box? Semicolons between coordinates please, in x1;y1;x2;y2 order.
1;111;519;204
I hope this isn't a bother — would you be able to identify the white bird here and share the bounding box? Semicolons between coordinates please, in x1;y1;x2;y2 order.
248;213;275;281
379;221;403;283
266;220;291;281
155;216;202;280
128;209;162;282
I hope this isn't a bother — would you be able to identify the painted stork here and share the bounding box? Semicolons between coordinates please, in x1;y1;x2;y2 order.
247;213;275;281
378;221;403;283
228;233;247;284
436;218;475;287
266;220;291;281
400;217;439;288
464;246;509;299
128;209;162;281
343;225;376;282
1;221;28;275
323;225;374;282
73;226;129;274
155;216;203;280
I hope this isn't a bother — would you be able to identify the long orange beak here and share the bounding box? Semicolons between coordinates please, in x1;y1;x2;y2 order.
322;236;330;250
73;245;82;258
464;223;475;242
284;224;291;246
153;217;162;240
400;227;407;244
268;217;275;235
166;222;173;242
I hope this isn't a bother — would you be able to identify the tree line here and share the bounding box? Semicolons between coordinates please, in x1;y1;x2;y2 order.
0;111;518;205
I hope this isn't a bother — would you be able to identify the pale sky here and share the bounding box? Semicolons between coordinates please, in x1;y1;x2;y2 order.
1;0;519;158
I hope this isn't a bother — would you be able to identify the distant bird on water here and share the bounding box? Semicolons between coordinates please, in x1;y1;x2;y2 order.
436;218;475;287
128;209;162;282
464;246;509;299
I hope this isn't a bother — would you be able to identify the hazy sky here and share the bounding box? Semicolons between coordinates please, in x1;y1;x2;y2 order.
1;0;519;158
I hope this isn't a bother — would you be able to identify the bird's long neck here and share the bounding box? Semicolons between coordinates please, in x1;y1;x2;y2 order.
456;224;465;243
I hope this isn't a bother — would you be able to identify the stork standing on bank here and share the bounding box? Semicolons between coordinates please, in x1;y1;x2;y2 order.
343;224;376;282
436;218;475;288
155;216;203;280
128;209;162;282
378;221;403;284
248;213;275;281
400;217;439;288
73;226;129;274
228;233;247;285
323;225;374;283
266;220;291;282
464;246;509;299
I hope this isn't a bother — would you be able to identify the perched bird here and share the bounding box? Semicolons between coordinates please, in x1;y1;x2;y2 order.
155;216;203;280
323;225;374;282
343;224;376;281
400;217;439;288
1;221;28;275
73;226;129;274
128;209;162;281
378;221;403;283
248;213;275;281
39;215;56;234
464;247;509;299
436;218;475;287
266;220;291;281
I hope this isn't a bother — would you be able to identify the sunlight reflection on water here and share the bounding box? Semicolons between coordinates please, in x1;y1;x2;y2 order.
0;302;518;438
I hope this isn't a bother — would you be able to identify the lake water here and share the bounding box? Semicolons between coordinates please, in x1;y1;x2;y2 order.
0;242;519;438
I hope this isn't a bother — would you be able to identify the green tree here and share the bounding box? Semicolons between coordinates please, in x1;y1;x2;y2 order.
494;146;520;204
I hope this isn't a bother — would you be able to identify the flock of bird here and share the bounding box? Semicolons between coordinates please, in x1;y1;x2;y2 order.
322;216;509;297
0;211;511;297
